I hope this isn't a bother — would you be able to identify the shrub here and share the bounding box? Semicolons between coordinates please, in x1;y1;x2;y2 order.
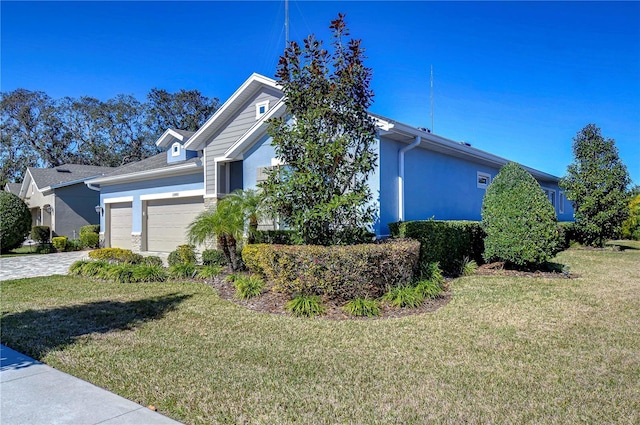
104;263;136;283
69;260;91;276
52;236;67;252
197;264;223;280
253;230;297;245
242;239;420;302
65;239;82;251
201;249;228;266
89;248;142;264
389;220;485;276
80;232;100;249
382;285;424;309
0;191;32;252
169;263;197;279
460;257;478;276
132;265;168;282
233;275;265;299
621;194;640;240
36;243;54;254
414;279;444;299
80;224;100;235
31;226;50;244
285;295;326;317
79;260;110;278
342;298;381;317
481;162;562;268
141;256;164;267
167;245;197;266
557;222;582;249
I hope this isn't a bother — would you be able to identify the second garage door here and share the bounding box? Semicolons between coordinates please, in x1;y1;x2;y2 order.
146;197;204;252
109;202;132;250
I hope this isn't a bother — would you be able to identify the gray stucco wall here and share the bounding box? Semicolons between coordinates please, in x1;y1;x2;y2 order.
54;183;101;238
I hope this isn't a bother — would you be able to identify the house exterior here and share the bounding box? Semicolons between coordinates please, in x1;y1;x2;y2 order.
88;73;573;253
11;164;113;239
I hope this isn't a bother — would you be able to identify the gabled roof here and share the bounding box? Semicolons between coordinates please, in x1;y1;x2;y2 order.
19;164;114;197
184;73;280;151
4;183;21;196
87;153;202;185
155;128;196;149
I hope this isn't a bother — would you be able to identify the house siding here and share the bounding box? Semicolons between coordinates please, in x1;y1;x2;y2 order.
53;184;101;238
205;87;282;196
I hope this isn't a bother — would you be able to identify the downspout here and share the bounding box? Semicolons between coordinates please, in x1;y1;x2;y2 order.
398;135;421;222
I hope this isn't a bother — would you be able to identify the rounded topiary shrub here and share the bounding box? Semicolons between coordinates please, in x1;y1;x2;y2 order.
0;191;32;252
481;162;561;268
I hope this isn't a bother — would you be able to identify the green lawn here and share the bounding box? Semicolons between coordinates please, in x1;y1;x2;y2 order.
2;243;639;424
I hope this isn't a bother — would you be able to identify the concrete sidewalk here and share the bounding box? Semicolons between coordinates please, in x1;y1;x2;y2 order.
0;345;182;425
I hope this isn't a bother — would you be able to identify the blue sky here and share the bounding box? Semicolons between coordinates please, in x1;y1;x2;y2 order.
2;1;639;184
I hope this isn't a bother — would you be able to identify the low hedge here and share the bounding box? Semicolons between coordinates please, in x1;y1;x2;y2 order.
242;238;420;302
389;220;485;276
52;236;67;252
88;248;143;264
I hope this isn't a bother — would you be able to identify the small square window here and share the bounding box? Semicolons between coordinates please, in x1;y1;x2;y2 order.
255;100;270;119
477;172;491;189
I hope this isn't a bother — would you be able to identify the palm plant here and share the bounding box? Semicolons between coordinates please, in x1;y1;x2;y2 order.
187;198;244;270
226;188;268;244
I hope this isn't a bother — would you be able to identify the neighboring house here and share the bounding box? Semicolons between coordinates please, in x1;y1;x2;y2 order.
12;164;113;239
88;73;573;253
3;183;22;196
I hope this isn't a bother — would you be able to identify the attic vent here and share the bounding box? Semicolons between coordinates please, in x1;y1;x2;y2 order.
56;168;71;173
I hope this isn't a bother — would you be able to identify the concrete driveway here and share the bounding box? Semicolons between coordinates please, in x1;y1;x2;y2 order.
0;251;90;281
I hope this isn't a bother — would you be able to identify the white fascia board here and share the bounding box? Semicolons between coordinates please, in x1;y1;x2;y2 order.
140;189;204;201
89;162;202;185
47;175;105;192
384;118;560;182
184;73;279;151
104;196;134;204
155;128;184;148
18;171;33;198
224;99;286;159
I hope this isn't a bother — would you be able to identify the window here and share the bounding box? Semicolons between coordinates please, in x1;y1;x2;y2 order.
255;100;269;119
477;172;491;189
559;192;565;214
543;188;556;208
171;143;180;157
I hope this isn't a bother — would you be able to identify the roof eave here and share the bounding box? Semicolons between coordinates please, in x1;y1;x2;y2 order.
87;161;202;186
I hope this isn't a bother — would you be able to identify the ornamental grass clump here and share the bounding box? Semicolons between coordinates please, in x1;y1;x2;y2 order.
233;275;265;300
382;285;424;309
481;162;561;268
342;298;381;317
286;294;326;318
197;264;223;280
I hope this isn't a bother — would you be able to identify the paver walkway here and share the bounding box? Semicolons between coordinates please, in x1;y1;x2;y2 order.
1;345;182;424
0;251;89;281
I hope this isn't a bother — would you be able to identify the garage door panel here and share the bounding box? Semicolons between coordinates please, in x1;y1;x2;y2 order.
146;197;204;252
110;202;132;249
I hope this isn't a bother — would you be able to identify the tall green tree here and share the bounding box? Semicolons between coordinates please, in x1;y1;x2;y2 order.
262;14;378;245
560;124;631;247
146;88;219;137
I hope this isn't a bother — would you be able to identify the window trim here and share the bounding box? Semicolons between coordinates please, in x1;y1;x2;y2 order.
477;171;491;189
171;142;181;157
542;187;556;208
255;100;269;119
559;191;565;214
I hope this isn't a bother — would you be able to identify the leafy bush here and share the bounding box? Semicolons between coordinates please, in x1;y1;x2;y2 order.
52;236;67;252
243;239;420;302
253;230;297;245
168;245;197;266
89;248;142;264
481;162;561;268
31;226;50;244
285;295;326;317
36;243;54;254
80;232;100;249
389;220;485;276
621;194;640;240
65;239;83;251
557;222;582;249
141;256;164;267
233;275;265;299
169;263;197;279
80;224;100;235
0;191;32;252
382;285;424;309
197;265;223;280
342;298;381;317
132;265;168;282
201;249;228;266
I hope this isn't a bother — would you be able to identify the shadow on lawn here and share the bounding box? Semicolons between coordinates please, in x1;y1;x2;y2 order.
0;293;191;360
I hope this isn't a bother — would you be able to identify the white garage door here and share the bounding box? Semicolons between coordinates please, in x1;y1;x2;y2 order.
146;197;204;252
109;202;132;249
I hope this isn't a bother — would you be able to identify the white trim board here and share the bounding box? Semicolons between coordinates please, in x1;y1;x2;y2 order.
140;189;204;201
